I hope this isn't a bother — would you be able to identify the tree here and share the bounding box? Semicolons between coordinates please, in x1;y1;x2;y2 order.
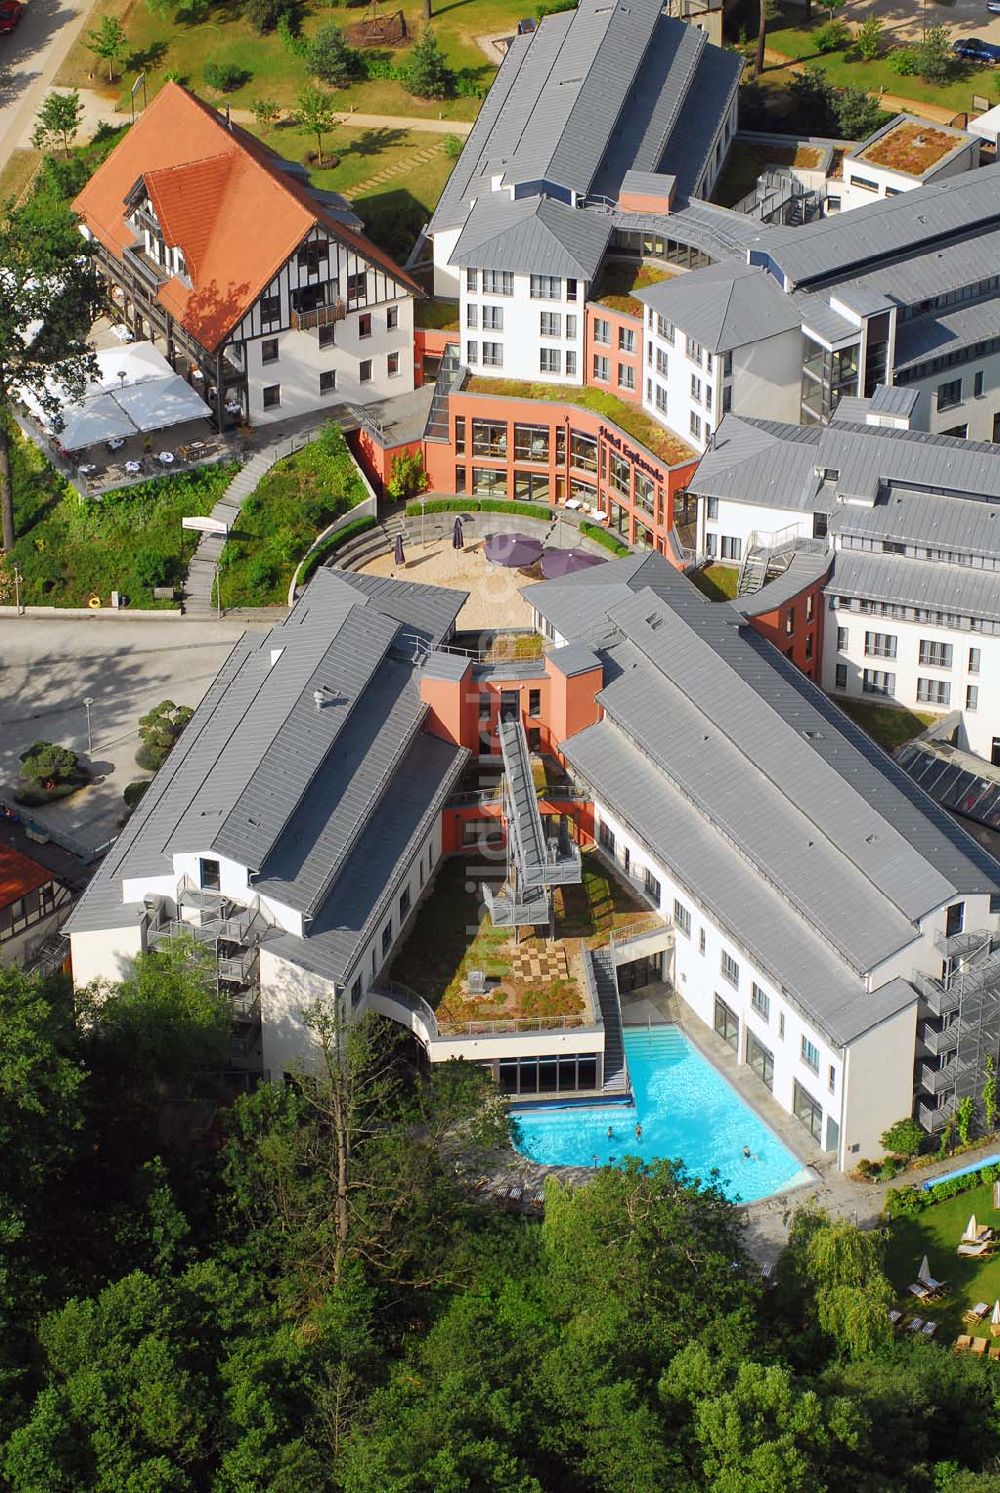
253;97;281;129
244;0;292;35
755;0;780;79
834;86;890;140
780;1207;894;1359
135;700;193;771
915;22;956;84
18;741;83;790
0;202;102;551
86;16;128;83
386;450;428;501
815;18;848;52
295;85;338;165
407;28;454;100
856;14;883;61
789;67;837;134
145;0;175;19
31;92;83;158
881;1116;924;1159
311;24;358;86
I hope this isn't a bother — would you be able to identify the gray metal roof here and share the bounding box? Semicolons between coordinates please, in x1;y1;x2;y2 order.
423;649;471;681
637;261;801;353
619;169;677;198
498;717;549;888
733;550;833;618
830;485;1000;558
791;289;860;349
750;160;1000;290
870;384;920;417
653;37;743;197
834;222;1000;319
449;193;613;280
829;549;1000;623
525;551;686;643
894;294;1000;373
547;640;601;678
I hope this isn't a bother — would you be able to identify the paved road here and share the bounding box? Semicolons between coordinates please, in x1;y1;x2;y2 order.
0;616;269;853
0;0;98;167
841;0;1000;46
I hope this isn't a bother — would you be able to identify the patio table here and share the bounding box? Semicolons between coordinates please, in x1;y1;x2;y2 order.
107;437;126;452
78;463;97;476
125;461;142;475
564;498;582;510
157;451;175;466
111;324;133;343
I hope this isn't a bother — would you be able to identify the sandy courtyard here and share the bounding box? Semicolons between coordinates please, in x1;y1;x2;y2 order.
358;535;538;632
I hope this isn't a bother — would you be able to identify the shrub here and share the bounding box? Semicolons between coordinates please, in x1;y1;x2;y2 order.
19;741;84;789
136;701;193;771
580;519;629;556
956;1094;975;1146
203;60;251;91
123;780;150;810
834;87;890;140
244;0;292;35
311;24;359;85
855;14;883;61
386;450;428;502
881;1116;925;1160
889;45;920;76
815;18;848;52
253;99;281;129
132;547;173;591
915;22;956;84
443;133;464;159
278;11;310;54
884;1185;924;1219
854;1158;874;1179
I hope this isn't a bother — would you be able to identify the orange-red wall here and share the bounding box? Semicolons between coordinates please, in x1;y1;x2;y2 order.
746;565;832;683
583;304;642;405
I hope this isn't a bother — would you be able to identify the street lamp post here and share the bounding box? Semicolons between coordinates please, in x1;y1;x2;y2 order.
421;497;426;550
83;696;94;756
12;562;22;617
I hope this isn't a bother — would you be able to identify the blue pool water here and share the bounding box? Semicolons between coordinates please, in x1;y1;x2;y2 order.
512;1026;812;1203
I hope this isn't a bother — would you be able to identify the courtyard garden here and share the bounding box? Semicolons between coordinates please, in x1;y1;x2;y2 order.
691;562;740;602
0;427;234;609
885;1175;1000;1341
837;699;935;753
390;849;660;1031
591;261;674;318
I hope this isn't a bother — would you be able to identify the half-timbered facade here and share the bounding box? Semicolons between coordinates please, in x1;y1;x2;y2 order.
74;83;419;427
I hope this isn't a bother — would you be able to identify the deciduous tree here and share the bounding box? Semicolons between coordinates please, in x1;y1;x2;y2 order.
31;92;83;158
295;85;338;165
86;16;128;83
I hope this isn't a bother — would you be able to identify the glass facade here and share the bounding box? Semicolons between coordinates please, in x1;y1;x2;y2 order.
498;1053;600;1095
801;337;860;424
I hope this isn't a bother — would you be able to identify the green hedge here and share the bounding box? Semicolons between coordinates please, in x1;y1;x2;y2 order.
580;520;629;557
404;498;555;522
885;1160;1000;1218
299;515;379;586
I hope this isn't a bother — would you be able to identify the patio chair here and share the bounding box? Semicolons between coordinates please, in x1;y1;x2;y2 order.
908;1282;932;1300
955;1335;973;1353
972;1337;988;1355
990;1345;1000;1361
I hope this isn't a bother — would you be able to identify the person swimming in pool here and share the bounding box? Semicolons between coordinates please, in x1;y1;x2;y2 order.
742;1145;752;1159
635;1122;643;1140
607;1125;614;1140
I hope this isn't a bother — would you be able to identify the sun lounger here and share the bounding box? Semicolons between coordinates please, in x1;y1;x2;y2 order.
888;1309;903;1326
909;1282;932;1299
922;1321;938;1339
955;1334;972;1352
909;1317;925;1334
759;1263;775;1286
507;1186;523;1204
958;1241;993;1258
473;1176;490;1192
972;1337;988;1355
964;1302;991;1324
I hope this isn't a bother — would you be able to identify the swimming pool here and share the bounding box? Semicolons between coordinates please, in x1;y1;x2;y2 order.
512;1025;813;1203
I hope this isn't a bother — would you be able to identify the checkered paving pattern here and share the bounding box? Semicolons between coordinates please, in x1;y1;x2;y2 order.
508;942;569;983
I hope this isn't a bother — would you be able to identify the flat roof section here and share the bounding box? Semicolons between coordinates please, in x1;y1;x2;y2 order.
853;115;974;180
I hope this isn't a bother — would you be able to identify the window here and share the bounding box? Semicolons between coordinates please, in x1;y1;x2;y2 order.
319;370;336;394
720;950;739;988
849;174;878;193
455;416;466;455
598;820;615;854
618;327;635;353
657;314;674;343
779;1012;785;1040
483;270;513;296
515;424;549;461
835;663;848;690
722;385;733;414
714;995;739;1052
793;1080;823;1143
748;1033;774;1092
399;886;411;919
837;626;848;651
801;1036;820;1073
467;268;478;292
864;630;897;659
975;369;985;398
917;677;951;707
618;364;635;391
566;350;577;378
594;317;610;345
919;640;953;669
655;348;669;377
687;336;703;365
991;894;1000;914
967;684;980;711
720;535;741;561
483;305;503;331
472;420;507;458
351;975;363;1008
862;668;895;696
259;293;281;329
483;342;503;368
466;303;478;328
262;384;280;409
381;922;393;956
593;354;609;383
937;378;962;411
319;323;336;349
297;240;328;273
689;412;702;440
969;647;982;674
946;901;965;937
806;594;815;623
540;311;562;336
539;347;561;375
566;314;577;338
527;689;541;719
530;274;561;299
566;278;578;301
699;927;706;955
673;899;691;937
805;632;813;660
387;305;399;330
359;360;372;384
690;373;702;401
786;607;795;636
751;982;770;1022
466;340;478;365
346;271;367;302
828;1065;836;1095
655;384;667;414
609;453;630;497
261;338;279;364
644;868;661;903
199;858;220;891
705;497;718;520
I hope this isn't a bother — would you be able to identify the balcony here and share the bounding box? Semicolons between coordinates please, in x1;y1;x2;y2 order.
123;242;169;288
918;1022;959;1059
917;1059;958;1095
917;1094;956;1131
291;299;346;332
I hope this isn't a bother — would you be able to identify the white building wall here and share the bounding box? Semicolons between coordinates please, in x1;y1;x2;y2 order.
840;138;978;214
730;329;803;425
70;923;145;987
898;355;1000;443
698;495;813;563
259;949;340;1080
840;1001;919;1166
432;227;463;299
460;269;586;386
592;799;848;1155
823;601;1000;759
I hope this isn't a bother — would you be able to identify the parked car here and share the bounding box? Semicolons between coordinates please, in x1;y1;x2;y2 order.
0;1;23;33
954;35;1000;61
987;1;1000;15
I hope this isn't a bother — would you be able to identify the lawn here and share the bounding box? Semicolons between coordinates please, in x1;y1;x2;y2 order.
57;0;527;121
592;261;674;318
464;378;697;467
0;148;42;208
391;849;657;1026
836;698;935;753
690;562;740;602
765;11;992;117
712;138;825;208
1;428;234;608
885;1178;1000;1339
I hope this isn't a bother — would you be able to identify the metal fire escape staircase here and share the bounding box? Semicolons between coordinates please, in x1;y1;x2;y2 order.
737;526;828;596
146;877;272;1033
482;718;582;929
913;931;1000;1132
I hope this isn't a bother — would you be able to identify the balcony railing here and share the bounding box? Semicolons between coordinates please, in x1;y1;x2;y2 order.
435;1013;598;1038
919;1022;959;1059
291;299;346;331
123;242;168;287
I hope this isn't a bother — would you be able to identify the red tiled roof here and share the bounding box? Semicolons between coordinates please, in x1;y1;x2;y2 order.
73;83;421;353
0;844;53;908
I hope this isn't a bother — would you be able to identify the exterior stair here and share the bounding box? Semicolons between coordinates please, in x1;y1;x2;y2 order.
589;946;629;1096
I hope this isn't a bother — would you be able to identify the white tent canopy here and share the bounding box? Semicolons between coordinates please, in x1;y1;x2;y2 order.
19;341;212;452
